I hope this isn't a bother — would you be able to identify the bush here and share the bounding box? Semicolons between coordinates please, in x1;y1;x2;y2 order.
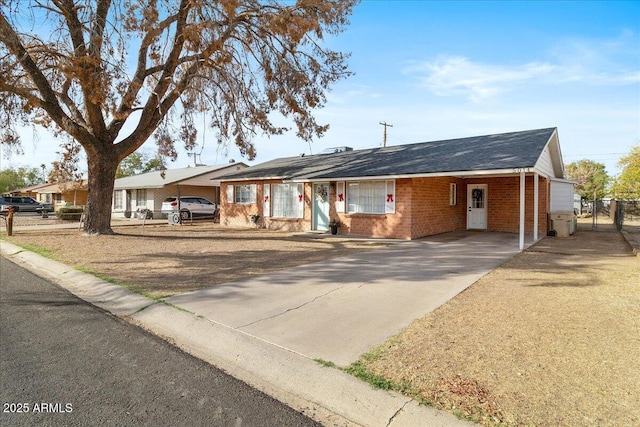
57;206;84;221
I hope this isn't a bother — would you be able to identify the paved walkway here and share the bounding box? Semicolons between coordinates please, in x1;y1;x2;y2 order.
1;230;531;426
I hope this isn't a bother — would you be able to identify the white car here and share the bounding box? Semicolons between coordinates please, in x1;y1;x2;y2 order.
161;196;219;221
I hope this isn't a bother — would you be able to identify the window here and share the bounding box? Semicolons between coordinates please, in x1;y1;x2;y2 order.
449;183;457;206
232;184;257;204
114;191;123;210
347;180;395;214
471;188;484;208
271;183;304;218
136;189;147;206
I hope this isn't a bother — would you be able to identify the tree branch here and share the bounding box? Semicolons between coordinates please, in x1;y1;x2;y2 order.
0;9;95;145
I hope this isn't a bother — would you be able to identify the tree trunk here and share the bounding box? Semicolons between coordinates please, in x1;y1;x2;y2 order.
84;150;119;235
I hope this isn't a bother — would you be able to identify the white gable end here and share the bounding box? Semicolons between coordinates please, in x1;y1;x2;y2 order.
534;145;555;177
534;130;564;179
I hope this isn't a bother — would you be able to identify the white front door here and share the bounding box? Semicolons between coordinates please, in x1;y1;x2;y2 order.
467;184;488;229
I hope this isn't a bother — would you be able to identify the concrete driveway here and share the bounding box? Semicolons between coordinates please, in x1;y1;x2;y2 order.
167;231;527;367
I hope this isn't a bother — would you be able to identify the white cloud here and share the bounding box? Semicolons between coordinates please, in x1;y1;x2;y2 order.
404;56;557;102
405;32;640;102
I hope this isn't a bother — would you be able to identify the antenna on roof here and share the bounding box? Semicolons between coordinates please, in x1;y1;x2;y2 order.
187;152;206;167
380;121;393;147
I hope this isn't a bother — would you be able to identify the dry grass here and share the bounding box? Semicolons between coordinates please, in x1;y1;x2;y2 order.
357;231;640;426
3;222;386;298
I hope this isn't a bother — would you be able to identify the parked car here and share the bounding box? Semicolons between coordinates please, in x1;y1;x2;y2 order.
161;196;219;221
0;196;54;213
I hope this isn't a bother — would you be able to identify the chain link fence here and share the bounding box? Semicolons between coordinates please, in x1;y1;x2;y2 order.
576;198;640;233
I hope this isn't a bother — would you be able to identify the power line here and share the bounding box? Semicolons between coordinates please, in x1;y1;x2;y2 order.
564;152;627;157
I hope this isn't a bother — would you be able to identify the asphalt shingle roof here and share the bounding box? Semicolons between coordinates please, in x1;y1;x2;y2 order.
114;164;240;189
222;128;557;181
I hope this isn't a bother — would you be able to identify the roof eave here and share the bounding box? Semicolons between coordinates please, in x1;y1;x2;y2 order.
234;168;539;182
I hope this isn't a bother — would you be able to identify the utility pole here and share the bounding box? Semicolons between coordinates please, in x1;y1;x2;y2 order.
379;121;393;147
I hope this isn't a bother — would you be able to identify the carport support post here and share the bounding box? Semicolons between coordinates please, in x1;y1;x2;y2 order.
533;172;539;241
519;171;525;251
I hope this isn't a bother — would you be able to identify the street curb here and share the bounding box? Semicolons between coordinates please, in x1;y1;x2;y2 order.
0;240;153;316
0;240;473;427
621;230;639;257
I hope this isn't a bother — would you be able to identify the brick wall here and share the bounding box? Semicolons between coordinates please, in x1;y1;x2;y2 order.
221;180;311;232
466;175;548;235
409;177;467;239
330;179;412;239
221;181;261;228
221;174;549;238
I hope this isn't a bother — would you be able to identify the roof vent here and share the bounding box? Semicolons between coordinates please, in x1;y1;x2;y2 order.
320;146;353;154
229;159;236;163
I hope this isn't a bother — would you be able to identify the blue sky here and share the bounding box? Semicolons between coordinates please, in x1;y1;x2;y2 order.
3;0;639;176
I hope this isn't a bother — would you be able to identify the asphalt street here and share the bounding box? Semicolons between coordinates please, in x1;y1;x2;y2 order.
0;256;320;427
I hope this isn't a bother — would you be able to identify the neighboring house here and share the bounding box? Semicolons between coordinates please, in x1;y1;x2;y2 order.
36;180;88;210
10;181;88;210
7;183;49;198
219;128;574;249
112;163;248;218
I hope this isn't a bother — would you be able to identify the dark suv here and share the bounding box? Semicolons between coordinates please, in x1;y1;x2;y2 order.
0;196;54;213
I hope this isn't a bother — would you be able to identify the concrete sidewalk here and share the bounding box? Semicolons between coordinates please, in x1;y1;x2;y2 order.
0;231;528;426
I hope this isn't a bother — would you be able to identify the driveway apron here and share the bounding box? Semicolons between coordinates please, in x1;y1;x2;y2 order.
166;231;525;367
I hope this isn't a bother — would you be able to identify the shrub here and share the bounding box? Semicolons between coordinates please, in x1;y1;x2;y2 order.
57;206;84;221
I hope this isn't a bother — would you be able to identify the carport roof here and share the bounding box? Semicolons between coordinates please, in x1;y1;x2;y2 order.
221;127;561;182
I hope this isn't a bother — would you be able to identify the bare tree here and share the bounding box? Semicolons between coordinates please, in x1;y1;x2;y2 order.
0;0;356;234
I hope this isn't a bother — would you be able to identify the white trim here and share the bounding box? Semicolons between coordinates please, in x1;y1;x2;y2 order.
467;184;488;229
534;173;539;241
226;185;234;204
263;184;270;217
519;171;526;251
335;181;345;213
549;177;578;184
220;168;558;185
297;183;304;218
385;180;395;214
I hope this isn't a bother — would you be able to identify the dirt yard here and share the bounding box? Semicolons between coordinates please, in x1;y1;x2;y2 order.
357;230;639;426
2;218;638;426
2;222;387;298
